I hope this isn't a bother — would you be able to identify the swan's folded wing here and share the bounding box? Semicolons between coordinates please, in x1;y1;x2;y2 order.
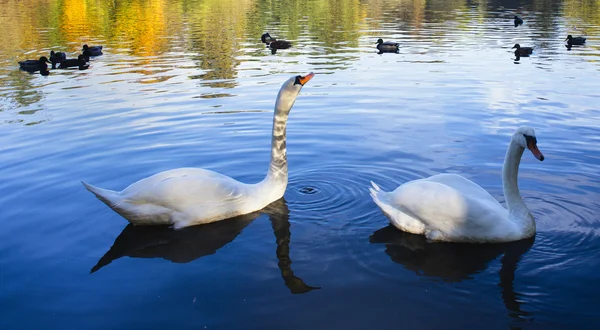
424;173;500;206
120;169;249;211
389;180;508;236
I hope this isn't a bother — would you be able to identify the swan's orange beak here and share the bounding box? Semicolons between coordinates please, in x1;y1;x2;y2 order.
298;72;315;85
527;140;544;161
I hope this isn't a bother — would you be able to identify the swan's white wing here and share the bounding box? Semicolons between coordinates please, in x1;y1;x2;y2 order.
120;168;252;214
389;179;513;241
85;168;256;227
425;173;500;206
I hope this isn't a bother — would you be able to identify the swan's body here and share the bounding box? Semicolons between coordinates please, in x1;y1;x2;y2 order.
82;168;275;228
370;127;544;243
83;73;314;228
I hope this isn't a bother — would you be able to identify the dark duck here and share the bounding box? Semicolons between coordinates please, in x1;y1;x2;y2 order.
261;32;275;43
261;33;292;50
269;39;292;49
82;44;103;57
59;55;89;70
514;16;523;27
512;44;533;56
18;56;50;75
376;38;399;53
565;35;586;46
49;51;66;69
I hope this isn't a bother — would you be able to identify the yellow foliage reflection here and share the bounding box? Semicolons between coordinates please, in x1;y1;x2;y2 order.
1;0;600;113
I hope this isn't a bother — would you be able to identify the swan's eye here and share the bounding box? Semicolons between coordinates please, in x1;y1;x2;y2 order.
294;76;302;85
523;134;537;144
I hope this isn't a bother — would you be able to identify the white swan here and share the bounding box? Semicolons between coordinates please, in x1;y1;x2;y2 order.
369;127;545;243
83;73;314;229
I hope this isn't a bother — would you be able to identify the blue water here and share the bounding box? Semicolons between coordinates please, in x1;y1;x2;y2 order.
1;0;600;328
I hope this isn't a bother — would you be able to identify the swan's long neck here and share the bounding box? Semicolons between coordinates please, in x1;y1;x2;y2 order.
502;140;535;233
258;91;293;202
266;106;289;184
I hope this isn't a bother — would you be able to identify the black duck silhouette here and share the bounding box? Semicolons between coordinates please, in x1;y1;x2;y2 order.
49;51;66;69
512;44;533;57
58;55;89;70
376;38;399;54
18;56;50;75
82;44;103;57
514;16;523;27
565;35;586;47
261;33;292;51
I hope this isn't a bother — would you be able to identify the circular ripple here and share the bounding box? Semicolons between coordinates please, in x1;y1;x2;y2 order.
298;186;320;195
290;164;600;284
512;191;600;318
286;162;434;281
287;162;431;225
525;191;600;270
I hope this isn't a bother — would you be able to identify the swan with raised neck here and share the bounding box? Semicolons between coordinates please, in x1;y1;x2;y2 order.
82;73;315;228
369;126;545;243
254;73;315;204
502;126;544;237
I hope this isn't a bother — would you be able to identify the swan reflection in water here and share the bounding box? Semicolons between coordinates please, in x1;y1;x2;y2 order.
92;198;319;294
370;225;534;320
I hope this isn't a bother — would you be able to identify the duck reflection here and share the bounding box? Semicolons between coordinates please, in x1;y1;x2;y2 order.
92;198;319;294
514;54;521;63
370;225;534;319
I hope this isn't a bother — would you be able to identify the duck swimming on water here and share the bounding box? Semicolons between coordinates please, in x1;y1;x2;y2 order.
18;56;50;75
512;44;533;56
269;40;292;50
82;44;103;57
565;35;586;46
49;51;66;69
376;38;399;53
59;55;89;70
261;33;275;43
261;33;292;50
514;16;523;27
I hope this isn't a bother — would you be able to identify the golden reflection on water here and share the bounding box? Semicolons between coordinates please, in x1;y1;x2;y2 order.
1;0;599;63
1;0;600;123
112;0;172;57
1;0;599;53
0;0;460;59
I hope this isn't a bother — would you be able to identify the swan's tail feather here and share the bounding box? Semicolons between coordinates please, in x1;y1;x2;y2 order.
82;181;121;207
369;181;383;200
370;181;381;191
369;181;427;235
368;181;397;218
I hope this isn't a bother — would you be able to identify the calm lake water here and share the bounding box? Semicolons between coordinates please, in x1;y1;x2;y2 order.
1;0;600;328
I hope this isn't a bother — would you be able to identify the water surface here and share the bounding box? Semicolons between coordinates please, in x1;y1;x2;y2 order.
1;0;600;329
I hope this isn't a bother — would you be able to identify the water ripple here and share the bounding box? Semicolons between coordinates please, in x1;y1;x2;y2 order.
2;1;600;328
